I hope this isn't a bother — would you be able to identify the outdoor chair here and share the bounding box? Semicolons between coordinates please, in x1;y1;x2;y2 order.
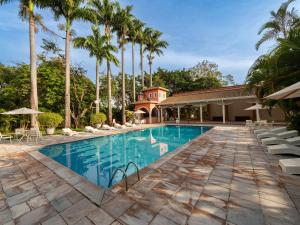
279;158;300;175
258;130;298;140
262;136;300;146
15;128;26;141
85;126;102;133
27;128;41;142
0;132;12;143
62;128;79;136
267;144;300;156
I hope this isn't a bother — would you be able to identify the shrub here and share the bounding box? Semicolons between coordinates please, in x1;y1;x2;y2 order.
125;110;134;121
38;112;63;128
288;113;300;132
90;112;107;125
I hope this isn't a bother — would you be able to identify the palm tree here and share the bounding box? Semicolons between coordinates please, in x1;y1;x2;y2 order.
144;30;168;87
73;25;119;113
0;0;40;128
113;5;133;124
128;18;145;102
48;0;88;128
136;26;149;89
87;0;119;125
256;0;298;50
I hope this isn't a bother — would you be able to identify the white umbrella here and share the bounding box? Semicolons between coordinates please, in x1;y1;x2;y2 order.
1;107;43;115
265;82;300;100
134;110;146;114
244;104;267;121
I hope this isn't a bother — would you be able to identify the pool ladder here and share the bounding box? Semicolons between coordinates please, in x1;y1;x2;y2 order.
107;161;140;191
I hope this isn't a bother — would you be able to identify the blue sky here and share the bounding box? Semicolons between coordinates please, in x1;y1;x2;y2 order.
0;0;299;84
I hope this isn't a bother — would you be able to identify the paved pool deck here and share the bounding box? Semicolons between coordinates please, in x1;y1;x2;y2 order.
0;125;300;225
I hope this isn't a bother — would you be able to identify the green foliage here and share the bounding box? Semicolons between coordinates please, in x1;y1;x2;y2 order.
287;113;300;132
125;110;134;121
38;112;63;128
90;112;107;125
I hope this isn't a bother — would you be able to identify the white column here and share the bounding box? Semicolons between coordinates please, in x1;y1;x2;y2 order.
222;104;226;124
177;106;180;123
200;105;203;123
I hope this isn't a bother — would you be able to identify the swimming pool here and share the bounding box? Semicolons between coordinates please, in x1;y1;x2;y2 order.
39;125;211;188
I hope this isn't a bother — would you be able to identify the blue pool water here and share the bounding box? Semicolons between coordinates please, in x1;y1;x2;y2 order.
39;125;211;188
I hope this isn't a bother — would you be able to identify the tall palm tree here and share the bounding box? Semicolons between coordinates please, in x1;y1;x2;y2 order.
87;0;119;125
136;26;149;89
114;5;133;124
48;0;87;128
73;25;119;113
0;0;40;128
144;30;168;87
128;18;145;102
256;0;298;50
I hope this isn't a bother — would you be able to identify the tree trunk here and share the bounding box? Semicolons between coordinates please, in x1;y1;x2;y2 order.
122;42;126;125
29;1;38;128
95;59;100;113
149;53;152;87
132;42;136;102
107;59;112;125
64;21;71;128
140;43;144;89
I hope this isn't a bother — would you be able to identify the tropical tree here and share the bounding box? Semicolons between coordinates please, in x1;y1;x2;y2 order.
48;0;87;128
144;29;168;87
128;18;145;102
0;0;41;128
113;5;133;124
256;0;299;50
73;25;118;113
87;0;119;125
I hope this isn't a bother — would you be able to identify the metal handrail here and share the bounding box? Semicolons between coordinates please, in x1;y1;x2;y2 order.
108;168;128;191
123;161;140;182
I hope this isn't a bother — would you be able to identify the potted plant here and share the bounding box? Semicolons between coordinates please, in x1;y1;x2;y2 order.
38;112;63;135
90;112;107;128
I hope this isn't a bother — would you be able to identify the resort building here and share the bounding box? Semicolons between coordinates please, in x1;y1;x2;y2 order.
134;85;285;124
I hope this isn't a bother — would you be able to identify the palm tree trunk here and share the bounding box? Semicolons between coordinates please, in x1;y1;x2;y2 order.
140;43;144;88
132;42;136;102
149;53;152;87
122;43;126;125
95;59;100;113
64;21;71;128
29;1;38;128
105;25;112;125
107;59;112;125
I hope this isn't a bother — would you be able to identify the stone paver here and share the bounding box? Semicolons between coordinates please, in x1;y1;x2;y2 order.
1;126;300;225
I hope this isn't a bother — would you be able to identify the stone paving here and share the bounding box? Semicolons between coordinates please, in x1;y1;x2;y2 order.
0;126;300;225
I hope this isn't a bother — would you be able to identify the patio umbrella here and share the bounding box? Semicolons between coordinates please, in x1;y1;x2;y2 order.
244;104;265;121
1;107;43;115
265;81;300;100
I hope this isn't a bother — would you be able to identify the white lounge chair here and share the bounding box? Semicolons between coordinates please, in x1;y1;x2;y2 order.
279;158;300;174
101;124;116;130
267;144;300;156
254;127;287;135
0;132;12;143
62;128;78;136
85;126;101;133
262;136;300;146
114;123;126;129
258;130;298;140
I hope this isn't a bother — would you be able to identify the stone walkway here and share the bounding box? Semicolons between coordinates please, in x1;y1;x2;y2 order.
0;126;300;225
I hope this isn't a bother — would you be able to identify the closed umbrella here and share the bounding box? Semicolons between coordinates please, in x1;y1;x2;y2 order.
265;82;300;100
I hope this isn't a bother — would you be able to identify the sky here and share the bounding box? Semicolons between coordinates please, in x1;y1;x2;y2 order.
0;0;300;84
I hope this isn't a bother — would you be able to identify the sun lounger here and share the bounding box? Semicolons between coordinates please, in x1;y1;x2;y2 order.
254;127;287;135
262;136;300;146
62;128;78;136
0;132;12;143
85;126;101;133
267;144;300;156
114;123;126;129
258;130;298;139
101;124;116;130
279;158;300;174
